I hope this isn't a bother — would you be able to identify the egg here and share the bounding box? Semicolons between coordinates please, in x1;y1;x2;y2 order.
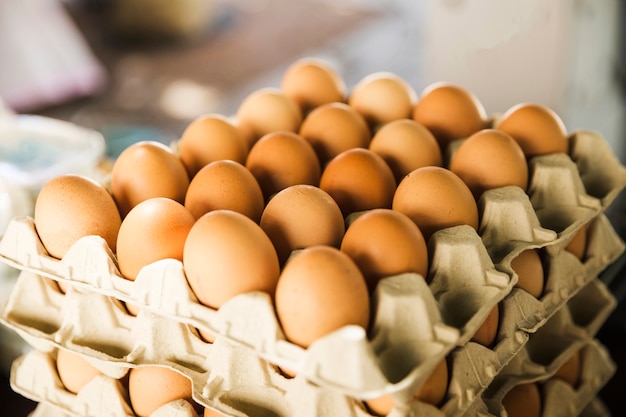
280;57;347;114
552;349;582;386
495;103;569;157
128;365;194;417
369;118;442;184
177;113;248;178
246;131;321;201
348;72;417;129
501;382;542;417
470;303;500;347
184;160;265;223
275;245;370;348
448;129;528;199
110;140;189;218
183;210;280;310
565;224;588;260
509;248;544;298
341;209;428;293
412;82;488;151
34;174;122;259
392;166;479;242
56;348;102;394
299;101;371;165
235;87;302;148
320;148;396;217
260;184;345;265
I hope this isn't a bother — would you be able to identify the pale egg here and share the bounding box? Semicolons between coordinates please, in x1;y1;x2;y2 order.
56;348;102;394
128;366;194;417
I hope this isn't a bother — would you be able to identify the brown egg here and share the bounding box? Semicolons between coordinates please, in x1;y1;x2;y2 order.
116;198;195;313
204;407;227;417
235;87;302;148
448;129;528;199
275;245;370;348
495;103;569;157
553;349;582;386
341;209;428;293
412;82;488;151
183;210;280;310
501;382;542;417
348;72;417;128
246;131;321;201
128;366;194;417
369;118;443;184
509;249;544;298
565;224;588;260
34;174;122;259
177;113;248;178
320;148;396;217
392;166;479;242
280;57;347;114
184;160;265;223
299;102;371;165
110;140;189;218
56;348;102;394
260;184;345;265
470;303;500;348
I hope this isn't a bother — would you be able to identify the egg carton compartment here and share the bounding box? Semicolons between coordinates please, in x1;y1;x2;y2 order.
578;397;613;417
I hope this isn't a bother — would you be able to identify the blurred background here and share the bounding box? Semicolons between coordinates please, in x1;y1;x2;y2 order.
1;0;625;415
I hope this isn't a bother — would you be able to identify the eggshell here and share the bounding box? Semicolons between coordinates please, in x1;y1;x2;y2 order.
501;382;542;417
412;82;488;151
280;57;347;114
260;184;345;265
116;197;195;282
565;223;588;260
448;129;528;199
392;166;479;241
348;72;417;128
183;210;280;310
509;248;544;298
246;130;321;201
177;113;248;178
110;140;190;218
275;245;370;348
552;349;582;387
470;303;500;348
56;348;102;394
184;160;265;222
319;148;396;217
495;103;569;157
128;365;194;417
34;174;122;259
369;118;442;184
299;101;371;165
341;209;428;293
236;87;302;148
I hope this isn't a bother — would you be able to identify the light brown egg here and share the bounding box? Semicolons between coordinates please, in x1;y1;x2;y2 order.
565;224;588;260
320;148;396;217
183;210;280;310
448;129;528;199
235;87;302;148
341;209;428;293
34;174;122;259
369;118;442;184
110;140;189;218
470;303;500;348
184;160;265;223
495;103;569;157
412;82;488;151
553;349;582;387
177;113;248;178
128;366;194;417
116;198;195;316
260;184;345;265
299;101;371;165
204;407;227;417
246;131;321;201
348;72;417;129
509;249;544;298
280;57;347;114
501;382;542;417
392;166;479;242
275;245;370;348
56;348;102;394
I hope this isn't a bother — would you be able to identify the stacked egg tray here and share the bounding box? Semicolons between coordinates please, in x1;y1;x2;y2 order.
0;119;624;417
